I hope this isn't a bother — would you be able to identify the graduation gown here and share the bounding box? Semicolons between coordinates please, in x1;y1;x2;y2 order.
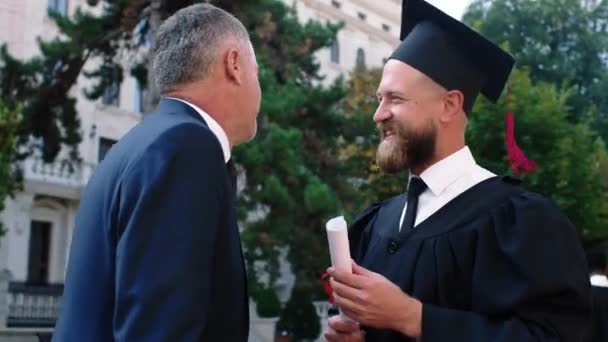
348;176;592;341
585;285;608;342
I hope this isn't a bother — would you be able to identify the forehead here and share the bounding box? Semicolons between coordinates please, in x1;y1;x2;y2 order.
377;60;426;94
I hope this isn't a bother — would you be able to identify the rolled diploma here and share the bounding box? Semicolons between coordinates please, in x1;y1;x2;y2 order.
326;216;356;322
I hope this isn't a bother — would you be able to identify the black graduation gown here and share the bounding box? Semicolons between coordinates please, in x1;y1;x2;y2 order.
585;285;608;342
348;177;592;341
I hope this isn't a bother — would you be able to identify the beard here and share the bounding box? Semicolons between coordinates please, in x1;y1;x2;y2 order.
376;119;437;174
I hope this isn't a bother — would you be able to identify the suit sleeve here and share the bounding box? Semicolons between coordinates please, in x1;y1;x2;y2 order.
421;193;592;342
112;124;227;341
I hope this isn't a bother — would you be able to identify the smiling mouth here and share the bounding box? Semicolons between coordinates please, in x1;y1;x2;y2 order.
383;130;396;139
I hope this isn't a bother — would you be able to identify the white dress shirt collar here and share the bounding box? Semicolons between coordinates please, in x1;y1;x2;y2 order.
591;274;608;288
164;97;231;163
412;146;478;196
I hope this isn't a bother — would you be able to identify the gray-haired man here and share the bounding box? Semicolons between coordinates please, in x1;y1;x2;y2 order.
54;4;260;341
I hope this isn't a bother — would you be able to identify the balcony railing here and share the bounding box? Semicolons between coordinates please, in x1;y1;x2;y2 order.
313;300;331;321
6;282;64;328
22;157;96;189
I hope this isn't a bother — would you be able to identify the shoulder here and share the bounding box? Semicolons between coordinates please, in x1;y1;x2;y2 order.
349;193;404;230
120;122;224;185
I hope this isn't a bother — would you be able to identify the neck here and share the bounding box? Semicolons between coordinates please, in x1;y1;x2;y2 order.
164;86;235;148
411;140;465;175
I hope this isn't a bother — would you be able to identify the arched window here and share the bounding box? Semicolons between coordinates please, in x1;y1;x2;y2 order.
356;48;366;68
330;40;340;64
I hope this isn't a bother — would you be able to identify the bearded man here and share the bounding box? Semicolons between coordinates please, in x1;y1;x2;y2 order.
324;0;591;341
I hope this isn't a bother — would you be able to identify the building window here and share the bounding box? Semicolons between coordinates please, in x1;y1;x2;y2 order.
27;221;52;285
356;48;366;68
134;81;144;113
98;137;117;163
357;12;367;21
48;0;68;16
330;40;340;64
102;80;120;107
382;24;391;32
135;19;152;48
331;0;341;8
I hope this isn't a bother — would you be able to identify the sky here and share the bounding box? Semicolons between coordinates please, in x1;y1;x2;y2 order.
426;0;473;19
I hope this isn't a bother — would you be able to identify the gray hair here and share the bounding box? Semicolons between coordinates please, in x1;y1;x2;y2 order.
152;4;250;94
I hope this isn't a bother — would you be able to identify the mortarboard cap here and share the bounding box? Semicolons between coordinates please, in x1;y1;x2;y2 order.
389;0;515;113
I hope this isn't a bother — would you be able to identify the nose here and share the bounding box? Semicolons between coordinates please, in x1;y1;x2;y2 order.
373;103;391;123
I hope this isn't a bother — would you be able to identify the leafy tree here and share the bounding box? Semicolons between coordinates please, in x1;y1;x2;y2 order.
463;0;608;140
468;68;608;237
276;286;322;341
0;101;22;237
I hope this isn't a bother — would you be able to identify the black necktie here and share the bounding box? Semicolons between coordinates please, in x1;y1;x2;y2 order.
400;177;427;233
227;159;237;197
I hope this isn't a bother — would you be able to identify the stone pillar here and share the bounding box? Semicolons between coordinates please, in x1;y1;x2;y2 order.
63;200;78;281
0;269;12;329
5;194;34;282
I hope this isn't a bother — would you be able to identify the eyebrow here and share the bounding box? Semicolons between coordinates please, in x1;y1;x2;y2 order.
377;90;406;99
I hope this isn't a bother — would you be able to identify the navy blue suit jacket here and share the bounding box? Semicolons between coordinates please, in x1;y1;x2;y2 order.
53;99;249;341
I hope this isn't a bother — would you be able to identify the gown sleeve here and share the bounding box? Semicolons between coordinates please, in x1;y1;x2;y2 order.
421;192;592;342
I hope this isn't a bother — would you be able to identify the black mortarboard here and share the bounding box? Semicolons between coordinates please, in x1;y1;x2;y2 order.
389;0;515;113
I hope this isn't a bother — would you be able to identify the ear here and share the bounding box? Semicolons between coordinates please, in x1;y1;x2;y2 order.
224;47;243;85
439;89;464;123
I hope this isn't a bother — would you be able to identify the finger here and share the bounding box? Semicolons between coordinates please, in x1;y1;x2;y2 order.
328;315;359;333
325;327;363;342
333;291;365;318
330;269;367;289
324;328;352;342
324;331;339;342
351;259;375;277
331;278;365;304
354;329;367;341
341;307;364;325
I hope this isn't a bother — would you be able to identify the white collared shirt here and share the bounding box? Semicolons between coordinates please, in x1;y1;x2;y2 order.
399;146;495;230
591;274;608;288
164;97;231;163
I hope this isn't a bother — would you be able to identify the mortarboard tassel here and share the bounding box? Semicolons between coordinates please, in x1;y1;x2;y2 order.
505;81;537;176
321;272;334;303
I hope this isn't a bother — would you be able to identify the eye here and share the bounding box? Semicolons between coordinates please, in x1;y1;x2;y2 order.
391;96;404;104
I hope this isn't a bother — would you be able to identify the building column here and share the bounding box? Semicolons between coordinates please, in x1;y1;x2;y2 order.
62;200;78;281
0;269;12;329
3;193;34;282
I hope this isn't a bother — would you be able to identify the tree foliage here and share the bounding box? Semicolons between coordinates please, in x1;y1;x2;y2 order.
463;0;608;140
0;101;22;237
468;68;608;237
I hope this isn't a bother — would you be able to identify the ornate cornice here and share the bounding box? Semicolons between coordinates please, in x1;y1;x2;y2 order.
297;0;400;46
